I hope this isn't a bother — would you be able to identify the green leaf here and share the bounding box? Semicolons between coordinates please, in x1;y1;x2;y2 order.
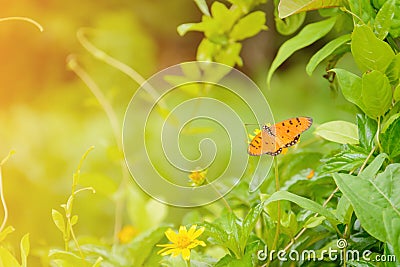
274;0;306;36
351;25;395;72
319;145;369;174
0;247;20;267
177;23;204;36
52;209;66;235
389;0;400;38
394;84;400;102
263;191;339;225
230;11;267;41
214;42;242;66
333;164;400;242
49;250;91;267
0;226;15;242
267;16;337;87
361;70;392;118
314;120;359;144
383;209;400;261
348;0;376;24
20;233;30;267
374;0;396;40
194;0;210;16
356;114;378;150
70;215;78;226
303;216;326;228
197;39;216;61
275;12;305;36
330;68;366;112
381;117;400;159
278;0;343;18
360;153;388;178
386;54;400;85
240;203;263;252
336;196;353;224
306;34;351;75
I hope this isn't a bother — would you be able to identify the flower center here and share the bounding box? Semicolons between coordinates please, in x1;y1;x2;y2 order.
176;235;191;248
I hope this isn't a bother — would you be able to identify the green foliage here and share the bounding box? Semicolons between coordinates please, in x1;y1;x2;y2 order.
178;1;267;66
267;16;337;87
2;1;400;266
314;120;359;144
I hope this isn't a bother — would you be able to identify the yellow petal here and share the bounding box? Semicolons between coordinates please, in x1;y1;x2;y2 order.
181;248;191;261
165;229;178;243
156;243;175;248
187;239;206;249
161;248;181;257
158;247;174;255
179;225;188;235
191;226;205;239
188;225;197;236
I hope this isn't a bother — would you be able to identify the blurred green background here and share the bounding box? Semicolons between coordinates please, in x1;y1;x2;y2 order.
0;0;356;265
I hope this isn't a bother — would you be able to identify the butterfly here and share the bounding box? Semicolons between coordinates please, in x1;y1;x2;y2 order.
248;117;313;156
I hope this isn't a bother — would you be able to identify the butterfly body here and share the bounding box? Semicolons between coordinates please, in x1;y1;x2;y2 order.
248;117;313;156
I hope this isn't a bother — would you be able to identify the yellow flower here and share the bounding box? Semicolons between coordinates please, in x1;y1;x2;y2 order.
189;169;207;186
118;225;138;244
157;225;206;261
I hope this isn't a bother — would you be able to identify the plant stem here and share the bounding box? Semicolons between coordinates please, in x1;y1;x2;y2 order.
0;151;14;233
268;157;281;266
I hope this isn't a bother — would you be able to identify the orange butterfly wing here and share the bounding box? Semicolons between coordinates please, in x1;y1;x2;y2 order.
248;117;313;156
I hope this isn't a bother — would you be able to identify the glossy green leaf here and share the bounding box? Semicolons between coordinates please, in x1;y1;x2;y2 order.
275;12;305;36
274;0;306;36
330;68;366;112
386;54;400;85
278;0;343;18
319;145;369;174
0;247;20;267
194;0;210;16
240;203;263;248
389;0;400;38
394;84;400;103
360;153;388;179
20;233;30;267
356;114;378;150
230;11;267;41
267;16;336;87
348;0;376;24
382;113;400;133
351;25;395;72
333;164;400;242
304;216;326;228
306;34;350;75
264;191;339;225
361;70;392;118
52;209;66;235
374;0;396;40
315;120;358;144
381;117;400;159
